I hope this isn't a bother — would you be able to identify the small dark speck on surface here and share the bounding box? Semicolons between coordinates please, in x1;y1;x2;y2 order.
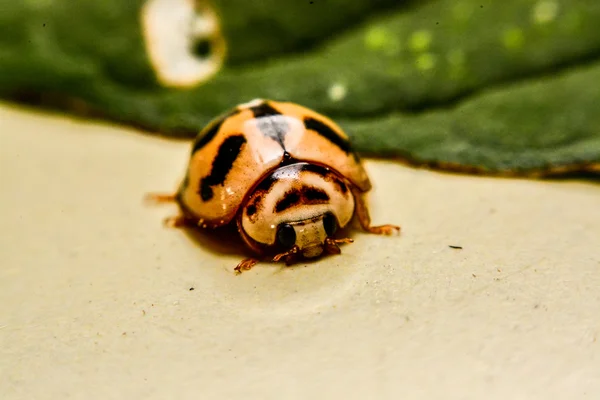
43;23;46;27
449;245;463;249
189;287;195;291
534;304;540;309
472;274;477;278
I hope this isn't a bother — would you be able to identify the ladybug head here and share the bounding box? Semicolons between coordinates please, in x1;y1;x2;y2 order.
240;163;355;261
274;211;339;258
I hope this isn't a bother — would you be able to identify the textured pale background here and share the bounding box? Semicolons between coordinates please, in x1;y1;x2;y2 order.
1;103;599;400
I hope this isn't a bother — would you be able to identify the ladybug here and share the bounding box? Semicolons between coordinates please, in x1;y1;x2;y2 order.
146;99;400;273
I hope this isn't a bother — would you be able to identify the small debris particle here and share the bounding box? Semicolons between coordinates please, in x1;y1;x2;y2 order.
142;310;146;316
449;245;463;249
189;287;195;291
472;274;477;278
534;304;540;309
122;332;127;336
497;268;502;272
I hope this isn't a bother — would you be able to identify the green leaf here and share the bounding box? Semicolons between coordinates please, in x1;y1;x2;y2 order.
1;0;599;176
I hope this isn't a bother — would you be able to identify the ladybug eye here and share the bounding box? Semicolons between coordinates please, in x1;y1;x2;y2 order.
323;212;338;237
276;224;296;250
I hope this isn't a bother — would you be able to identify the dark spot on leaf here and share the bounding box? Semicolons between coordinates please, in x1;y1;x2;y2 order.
192;38;211;58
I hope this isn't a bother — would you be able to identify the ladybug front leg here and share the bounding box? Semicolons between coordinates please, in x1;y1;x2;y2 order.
272;246;300;265
234;258;259;274
144;192;178;203
353;190;401;235
324;237;354;254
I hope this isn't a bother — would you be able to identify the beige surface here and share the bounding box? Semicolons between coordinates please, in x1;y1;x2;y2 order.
1;103;599;400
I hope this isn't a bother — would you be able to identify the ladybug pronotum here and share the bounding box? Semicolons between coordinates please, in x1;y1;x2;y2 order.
147;99;400;273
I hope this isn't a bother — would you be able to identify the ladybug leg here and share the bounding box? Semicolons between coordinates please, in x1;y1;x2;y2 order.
144;192;194;229
272;246;300;265
234;258;259;275
144;192;178;204
163;215;194;228
324;237;354;255
353;191;400;235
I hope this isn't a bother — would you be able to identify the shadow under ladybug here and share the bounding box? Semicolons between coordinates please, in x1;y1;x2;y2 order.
145;99;400;274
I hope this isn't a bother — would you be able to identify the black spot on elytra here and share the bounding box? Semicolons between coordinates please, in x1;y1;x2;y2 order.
191;109;240;154
255;174;278;192
250;102;289;148
304;117;352;153
199;135;246;201
275;190;301;213
246;204;257;216
303;187;329;202
334;178;348;194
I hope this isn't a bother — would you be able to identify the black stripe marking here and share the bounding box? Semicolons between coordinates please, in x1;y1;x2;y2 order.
275;190;301;213
246;204;257;216
299;163;330;177
334;179;348;194
303;117;352;153
303;187;330;202
255;174;278;192
274;187;331;213
191;109;240;154
250;102;289;148
199;135;246;201
300;163;348;194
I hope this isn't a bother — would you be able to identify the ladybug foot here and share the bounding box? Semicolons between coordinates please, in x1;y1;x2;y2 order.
272;246;300;265
234;258;259;274
144;192;177;204
365;224;401;235
325;237;354;255
162;215;192;228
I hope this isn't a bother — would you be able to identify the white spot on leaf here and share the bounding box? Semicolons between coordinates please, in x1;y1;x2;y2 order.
328;83;347;102
533;0;559;24
416;53;437;71
409;30;432;52
141;0;226;88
